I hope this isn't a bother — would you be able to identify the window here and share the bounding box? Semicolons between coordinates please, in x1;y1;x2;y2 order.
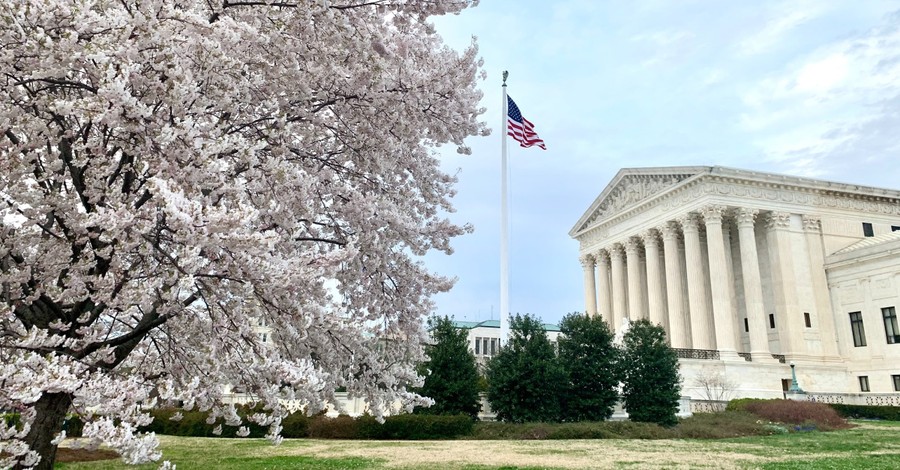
859;376;870;392
804;312;812;328
863;222;874;237
744;318;749;333
850;312;867;347
475;337;499;357
893;375;900;392
883;307;900;344
892;225;900;232
769;314;776;329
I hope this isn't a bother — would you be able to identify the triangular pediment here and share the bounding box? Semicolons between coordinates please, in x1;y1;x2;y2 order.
569;167;707;236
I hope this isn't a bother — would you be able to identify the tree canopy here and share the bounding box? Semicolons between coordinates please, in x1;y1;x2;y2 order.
414;316;481;418
486;314;566;423
557;312;620;421
0;1;486;468
620;319;682;427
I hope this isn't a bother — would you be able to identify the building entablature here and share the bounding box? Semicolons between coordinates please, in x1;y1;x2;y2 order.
573;167;900;255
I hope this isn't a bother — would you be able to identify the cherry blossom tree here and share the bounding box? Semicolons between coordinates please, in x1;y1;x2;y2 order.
0;1;486;467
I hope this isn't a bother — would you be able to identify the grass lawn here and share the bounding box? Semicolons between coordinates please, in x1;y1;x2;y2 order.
56;420;900;470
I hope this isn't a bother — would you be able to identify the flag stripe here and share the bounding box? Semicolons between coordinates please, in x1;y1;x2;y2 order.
506;95;546;150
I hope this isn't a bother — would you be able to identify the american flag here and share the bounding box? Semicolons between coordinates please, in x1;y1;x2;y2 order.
507;96;546;150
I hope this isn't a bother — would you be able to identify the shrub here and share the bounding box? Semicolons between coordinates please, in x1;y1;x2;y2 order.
829;404;900;421
377;414;473;440
487;314;567;423
2;413;20;429
620;319;681;427
306;413;474;440
672;411;772;439
557;313;620;422
62;415;84;438
307;414;360;439
414;316;482;418
743;399;851;431
140;406;269;438
725;398;768;412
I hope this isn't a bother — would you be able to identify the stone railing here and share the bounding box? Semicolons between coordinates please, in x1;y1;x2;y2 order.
802;392;900;407
673;348;720;360
690;400;729;413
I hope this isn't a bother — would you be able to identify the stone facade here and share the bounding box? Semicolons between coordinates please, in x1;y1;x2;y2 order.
571;166;900;399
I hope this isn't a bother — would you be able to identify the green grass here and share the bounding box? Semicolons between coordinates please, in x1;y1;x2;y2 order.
56;438;385;470
55;420;900;470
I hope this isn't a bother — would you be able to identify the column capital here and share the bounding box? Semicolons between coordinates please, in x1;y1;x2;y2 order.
579;254;595;268
678;213;701;233
700;205;727;224
609;243;624;259
659;221;681;240
594;248;610;264
624;237;642;254
765;211;791;230
641;229;660;247
735;208;758;227
801;215;821;232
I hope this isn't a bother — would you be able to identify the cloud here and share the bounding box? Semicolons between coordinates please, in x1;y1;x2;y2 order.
738;11;900;176
738;0;831;56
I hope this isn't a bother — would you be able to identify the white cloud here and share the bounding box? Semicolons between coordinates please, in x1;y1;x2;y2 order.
794;53;849;93
739;13;900;177
738;0;831;56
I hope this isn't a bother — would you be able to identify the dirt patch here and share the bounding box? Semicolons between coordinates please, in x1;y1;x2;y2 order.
56;447;119;463
281;439;770;469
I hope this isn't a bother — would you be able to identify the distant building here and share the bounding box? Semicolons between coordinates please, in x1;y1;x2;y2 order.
452;319;561;365
571;166;900;404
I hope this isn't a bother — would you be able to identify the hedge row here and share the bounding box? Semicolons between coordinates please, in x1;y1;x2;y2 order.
470;412;774;440
727;399;900;422
140;408;474;440
828;404;900;421
2;413;84;438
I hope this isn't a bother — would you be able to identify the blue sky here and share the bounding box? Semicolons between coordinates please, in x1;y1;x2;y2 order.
425;0;900;326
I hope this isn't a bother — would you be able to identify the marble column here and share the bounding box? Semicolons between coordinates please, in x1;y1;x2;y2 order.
596;249;612;324
766;212;804;357
736;208;776;362
661;222;690;348
610;243;627;333
625;237;644;321
802;216;840;359
642;229;668;332
580;254;598;317
701;205;740;359
681;213;715;350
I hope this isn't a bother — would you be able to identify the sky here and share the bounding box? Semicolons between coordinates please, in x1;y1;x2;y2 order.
424;0;900;326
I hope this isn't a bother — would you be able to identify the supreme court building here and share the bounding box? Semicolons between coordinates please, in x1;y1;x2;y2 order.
571;166;900;402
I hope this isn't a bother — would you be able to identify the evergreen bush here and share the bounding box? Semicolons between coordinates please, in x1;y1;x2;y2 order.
557;312;620;422
486;314;567;423
619;319;681;427
829;403;900;421
414;316;482;418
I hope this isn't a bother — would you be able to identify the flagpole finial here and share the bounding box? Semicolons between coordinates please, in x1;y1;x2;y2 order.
502;70;508;86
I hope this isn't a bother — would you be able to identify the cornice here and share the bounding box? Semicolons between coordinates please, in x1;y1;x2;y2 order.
575;171;900;254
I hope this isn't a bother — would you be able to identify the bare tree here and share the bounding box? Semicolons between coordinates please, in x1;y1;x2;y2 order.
692;368;737;409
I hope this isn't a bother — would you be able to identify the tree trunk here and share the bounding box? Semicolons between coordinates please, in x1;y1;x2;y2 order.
16;392;73;470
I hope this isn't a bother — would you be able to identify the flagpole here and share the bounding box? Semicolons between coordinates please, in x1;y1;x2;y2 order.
500;71;510;346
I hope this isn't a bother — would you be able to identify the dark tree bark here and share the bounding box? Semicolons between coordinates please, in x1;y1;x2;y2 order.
16;392;74;470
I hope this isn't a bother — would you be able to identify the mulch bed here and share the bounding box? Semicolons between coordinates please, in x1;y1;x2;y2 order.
57;447;119;463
